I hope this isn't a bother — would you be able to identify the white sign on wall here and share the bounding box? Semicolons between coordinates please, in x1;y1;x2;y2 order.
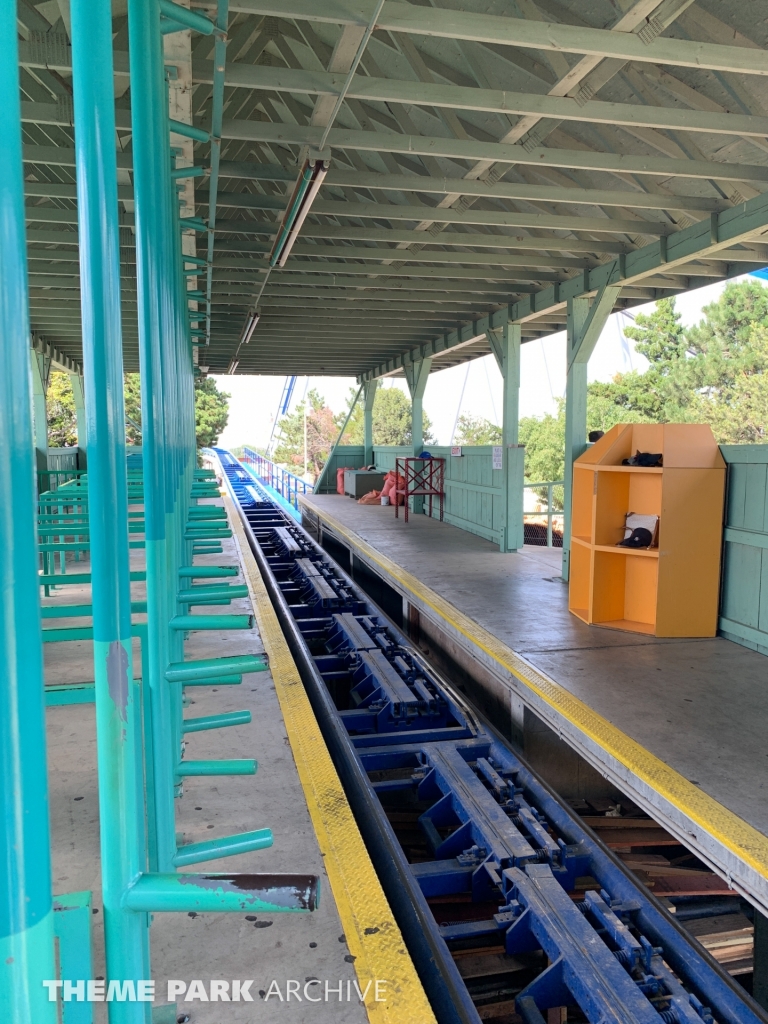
492;446;503;470
451;446;462;457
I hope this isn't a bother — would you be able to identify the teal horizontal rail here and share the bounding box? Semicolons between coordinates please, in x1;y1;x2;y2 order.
170;614;252;631
45;683;95;706
173;830;272;866
178;674;243;686
178;564;238;578
177;759;256;776
165;654;266;682
38;571;147;586
177;584;248;603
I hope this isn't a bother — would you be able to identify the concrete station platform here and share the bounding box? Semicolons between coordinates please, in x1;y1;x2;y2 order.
41;498;432;1024
300;493;768;916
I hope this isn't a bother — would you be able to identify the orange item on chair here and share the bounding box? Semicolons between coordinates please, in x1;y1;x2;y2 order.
336;467;349;495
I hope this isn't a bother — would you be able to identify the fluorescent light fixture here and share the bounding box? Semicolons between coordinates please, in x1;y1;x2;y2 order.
240;309;260;345
277;161;329;268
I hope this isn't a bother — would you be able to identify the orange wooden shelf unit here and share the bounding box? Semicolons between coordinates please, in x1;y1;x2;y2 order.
568;423;725;637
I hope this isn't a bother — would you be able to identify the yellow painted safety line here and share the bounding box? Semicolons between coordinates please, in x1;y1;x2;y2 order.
302;497;768;882
224;494;436;1024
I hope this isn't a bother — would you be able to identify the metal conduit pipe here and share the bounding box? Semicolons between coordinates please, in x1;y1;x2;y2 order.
0;1;58;1018
70;0;152;1014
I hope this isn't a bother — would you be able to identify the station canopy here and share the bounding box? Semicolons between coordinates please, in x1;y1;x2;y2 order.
18;0;768;379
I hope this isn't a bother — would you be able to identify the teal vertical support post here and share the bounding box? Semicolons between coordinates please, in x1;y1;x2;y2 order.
54;892;94;1024
128;0;177;872
404;357;432;514
69;374;87;470
0;2;58;1016
404;357;432;456
562;282;621;581
489;324;523;553
363;378;378;465
31;349;50;473
70;0;152;1018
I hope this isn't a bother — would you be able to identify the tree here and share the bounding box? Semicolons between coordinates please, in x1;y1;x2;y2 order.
518;282;768;478
690;323;768;443
273;389;338;479
453;414;501;446
124;373;142;445
341;386;435;446
47;372;77;447
41;370;230;450
588;285;768;441
194;376;230;449
519;393;648;486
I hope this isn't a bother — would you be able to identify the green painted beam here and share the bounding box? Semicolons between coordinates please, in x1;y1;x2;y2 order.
214;194;670;235
220;121;768;185
215;161;719;215
214;227;628;253
20;10;768;79
214;244;594;271
197;63;768;140
226;0;768;77
361;191;768;380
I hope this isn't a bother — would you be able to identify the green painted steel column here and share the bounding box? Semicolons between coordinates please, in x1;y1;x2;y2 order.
128;0;177;871
31;349;50;473
363;378;378;465
490;324;524;553
404;358;432;514
405;358;432;457
563;297;590;582
0;1;57;1016
69;374;88;469
70;0;152;1018
562;285;620;581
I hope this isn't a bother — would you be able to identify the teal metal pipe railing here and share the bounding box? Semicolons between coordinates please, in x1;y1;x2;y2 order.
128;0;178;873
0;0;58;1015
242;447;312;511
203;0;229;344
70;0;152;1016
129;0;275;875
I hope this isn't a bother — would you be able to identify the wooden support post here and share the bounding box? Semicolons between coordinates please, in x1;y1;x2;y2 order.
489;324;523;553
363;378;378;465
404;357;432;514
562;282;620;581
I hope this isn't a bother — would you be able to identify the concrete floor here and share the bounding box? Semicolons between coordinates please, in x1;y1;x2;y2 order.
43;508;366;1023
303;495;768;902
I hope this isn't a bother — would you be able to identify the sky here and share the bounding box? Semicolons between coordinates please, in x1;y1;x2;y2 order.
214;276;740;450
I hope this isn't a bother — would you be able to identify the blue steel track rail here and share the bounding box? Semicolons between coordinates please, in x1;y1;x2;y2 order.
215;448;766;1024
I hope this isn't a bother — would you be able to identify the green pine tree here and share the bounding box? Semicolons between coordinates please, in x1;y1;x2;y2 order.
194;376;230;449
